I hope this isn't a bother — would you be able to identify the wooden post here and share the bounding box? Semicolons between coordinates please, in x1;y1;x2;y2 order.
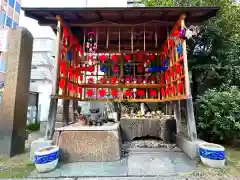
181;14;197;141
62;100;69;126
173;100;181;133
45;19;62;140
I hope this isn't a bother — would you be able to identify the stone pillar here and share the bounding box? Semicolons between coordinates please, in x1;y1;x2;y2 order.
0;28;33;157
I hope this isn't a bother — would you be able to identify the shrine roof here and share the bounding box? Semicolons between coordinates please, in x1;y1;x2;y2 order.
22;7;220;28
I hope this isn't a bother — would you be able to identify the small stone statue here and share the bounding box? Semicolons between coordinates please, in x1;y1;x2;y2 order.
74;106;87;126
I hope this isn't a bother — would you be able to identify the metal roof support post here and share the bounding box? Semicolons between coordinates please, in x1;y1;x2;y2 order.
181;14;197;141
45;19;62;140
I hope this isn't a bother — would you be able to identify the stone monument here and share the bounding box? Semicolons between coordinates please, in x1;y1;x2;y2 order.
0;28;33;157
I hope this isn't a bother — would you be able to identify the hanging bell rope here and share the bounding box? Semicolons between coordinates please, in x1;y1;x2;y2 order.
83;28;86;53
118;28;121;53
144;24;146;52
131;27;133;53
155;27;158;48
106;28;109;49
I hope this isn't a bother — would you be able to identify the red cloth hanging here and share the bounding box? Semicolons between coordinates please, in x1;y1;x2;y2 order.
171;85;176;95
166;86;169;96
111;89;118;97
137;52;144;62
68;68;73;79
163;45;168;54
79;74;83;81
70;33;75;46
87;89;94;97
161;88;165;97
178;82;183;94
98;89;106;97
59;79;65;89
176;64;182;74
161;76;165;84
62;26;68;47
137;64;144;73
150;89;157;97
78;87;82;94
60;60;66;74
168;39;175;47
74;72;79;81
125;89;132;97
170;67;175;79
68;82;73;91
165;71;169;82
172;29;180;37
73;84;78;94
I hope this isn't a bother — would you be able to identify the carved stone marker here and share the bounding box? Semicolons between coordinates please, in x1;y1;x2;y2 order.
0;28;33;157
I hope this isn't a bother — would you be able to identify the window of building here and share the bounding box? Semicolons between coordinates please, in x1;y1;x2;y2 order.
15;1;20;14
8;0;15;8
14;11;19;23
6;16;12;28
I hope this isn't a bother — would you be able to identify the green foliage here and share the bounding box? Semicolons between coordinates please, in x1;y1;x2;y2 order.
196;86;240;143
26;122;40;132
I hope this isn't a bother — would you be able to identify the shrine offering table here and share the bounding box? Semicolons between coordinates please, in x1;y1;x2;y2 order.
120;116;176;143
55;122;121;163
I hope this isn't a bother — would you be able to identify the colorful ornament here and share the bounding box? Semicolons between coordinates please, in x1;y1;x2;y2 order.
99;77;105;84
73;84;78;94
124;55;131;62
168;39;175;47
68;82;73;91
161;88;165;97
178;82;183;94
78;87;82;94
149;54;155;61
100;65;108;73
176;64;182;74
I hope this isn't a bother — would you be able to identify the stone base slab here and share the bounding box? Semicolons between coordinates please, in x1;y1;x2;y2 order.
176;134;205;159
56;123;121;162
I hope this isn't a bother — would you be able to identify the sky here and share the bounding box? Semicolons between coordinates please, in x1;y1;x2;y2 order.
19;0;127;39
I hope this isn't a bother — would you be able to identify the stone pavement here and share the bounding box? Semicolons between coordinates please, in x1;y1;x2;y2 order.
28;151;196;178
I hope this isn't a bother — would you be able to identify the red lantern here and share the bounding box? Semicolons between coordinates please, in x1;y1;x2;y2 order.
98;89;106;97
68;82;73;91
161;88;165;97
99;55;107;62
112;55;118;62
150;89;157;97
87;89;94;97
137;89;145;97
111;89;118;97
125;89;132;97
59;79;65;89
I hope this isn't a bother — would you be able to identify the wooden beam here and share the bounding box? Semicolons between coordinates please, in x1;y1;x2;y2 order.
50;95;188;103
